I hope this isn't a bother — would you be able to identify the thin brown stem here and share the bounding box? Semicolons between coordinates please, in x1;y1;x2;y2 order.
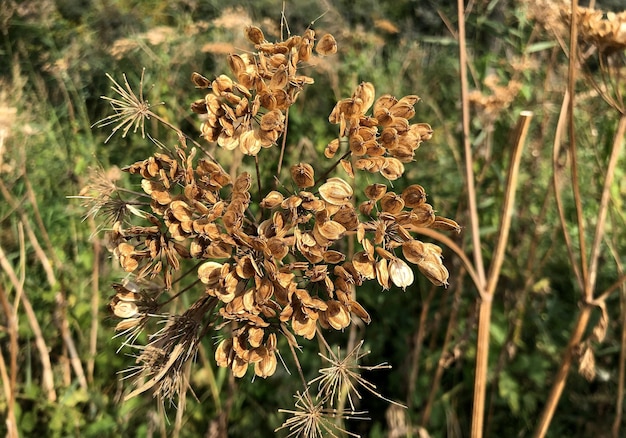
587;114;626;291
456;0;486;292
276;107;290;180
472;111;532;438
0;285;18;438
566;0;589;297
533;304;592;438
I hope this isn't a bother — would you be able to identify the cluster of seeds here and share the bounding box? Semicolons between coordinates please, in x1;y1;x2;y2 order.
191;26;336;156
101;25;458;394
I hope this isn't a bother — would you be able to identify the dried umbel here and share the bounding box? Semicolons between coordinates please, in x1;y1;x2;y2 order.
89;23;459;417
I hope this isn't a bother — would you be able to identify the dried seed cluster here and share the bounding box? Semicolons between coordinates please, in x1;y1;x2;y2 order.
326;82;433;181
96;25;458;398
190;26;336;156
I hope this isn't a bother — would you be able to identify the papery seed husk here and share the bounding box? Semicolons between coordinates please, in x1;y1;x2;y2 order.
317;220;346;241
352;251;376;279
325;138;340;158
380;157;405;180
316;33;338;56
364;183;387;201
380;192;405;214
402;240;426;264
411;122;433;141
389;258;414;290
340;159;354;178
418;254;449;287
352;82;375;113
325;300;351;330
376;258;390;289
290;163;315;188
245;25;265;44
323;250;346;264
239;129;262;156
402;184;427;207
431;216;462;234
191;72;211;88
260;190;284;209
349;299;371;324
411;203;436;227
373;94;398;119
318;177;353;206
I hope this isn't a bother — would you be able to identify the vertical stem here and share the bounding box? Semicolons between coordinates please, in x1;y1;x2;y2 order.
587;114;626;291
472;111;532;438
457;0;486;290
533;305;592;438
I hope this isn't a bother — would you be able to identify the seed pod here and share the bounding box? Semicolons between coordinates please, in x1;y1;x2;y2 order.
325;138;340;158
380;157;405;180
324;300;351;330
364;183;387;201
316;33;338;56
291;163;315;188
191;72;211;88
352;82;376;113
260;190;284;209
318;177;353;206
402;184;427;207
380;192;405;214
431;216;462;234
388;258;414;290
402;240;426;264
245;25;265;45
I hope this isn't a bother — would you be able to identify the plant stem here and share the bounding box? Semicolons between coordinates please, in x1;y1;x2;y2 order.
533;304;592;438
471;111;532;438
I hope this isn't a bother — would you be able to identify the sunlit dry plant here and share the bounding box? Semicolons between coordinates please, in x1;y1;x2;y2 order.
87;21;459;434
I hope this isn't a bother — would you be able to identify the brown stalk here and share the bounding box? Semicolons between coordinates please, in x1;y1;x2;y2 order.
456;0;486;292
0;284;18;438
0;241;56;401
87;216;100;384
534;111;626;438
471;111;533;438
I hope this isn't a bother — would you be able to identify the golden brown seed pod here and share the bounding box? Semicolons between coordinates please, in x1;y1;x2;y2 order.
402;184;427;208
373;94;398;119
254;349;277;378
411;122;433;141
365;183;387;201
410;203;435;227
352;251;376;279
191;72;211;88
358;204;374;221
259;109;285;131
260;190;284;209
290;163;315;188
318;177;353;206
316;33;338;56
245;25;265;45
239;130;262;156
380;192;405;214
316;220;346;241
431;216;462;234
402;240;426;264
325;138;340;158
375;258;390;289
269;64;288;90
348;299;371;324
380;157;405;181
324;300;351;330
352;82;376;113
323;250;346;264
417;250;449;287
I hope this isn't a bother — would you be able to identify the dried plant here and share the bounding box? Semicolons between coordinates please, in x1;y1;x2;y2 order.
87;23;459;434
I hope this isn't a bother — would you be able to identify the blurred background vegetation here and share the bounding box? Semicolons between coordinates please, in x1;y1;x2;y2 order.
1;0;625;436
